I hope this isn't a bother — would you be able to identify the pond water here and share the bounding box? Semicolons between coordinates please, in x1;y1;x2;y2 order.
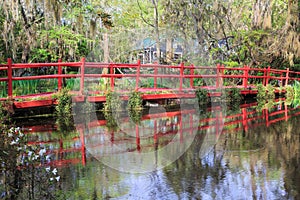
15;101;300;199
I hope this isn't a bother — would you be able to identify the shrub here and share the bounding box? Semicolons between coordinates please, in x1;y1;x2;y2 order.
196;88;209;104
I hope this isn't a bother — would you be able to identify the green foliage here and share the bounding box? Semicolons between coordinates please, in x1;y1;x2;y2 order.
257;84;275;104
127;90;143;124
291;81;300;108
257;84;266;99
0;99;13;129
265;84;275;99
127;91;143;110
55;88;74;132
293;81;300;99
103;91;122;129
285;85;294;100
229;88;243;102
0;81;7;97
196;88;209;104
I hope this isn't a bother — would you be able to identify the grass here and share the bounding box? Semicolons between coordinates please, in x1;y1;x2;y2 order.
0;78;82;98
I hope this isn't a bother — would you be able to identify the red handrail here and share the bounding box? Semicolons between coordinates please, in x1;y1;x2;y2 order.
1;58;300;100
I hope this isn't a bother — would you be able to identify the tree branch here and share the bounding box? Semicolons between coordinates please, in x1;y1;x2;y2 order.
136;0;154;27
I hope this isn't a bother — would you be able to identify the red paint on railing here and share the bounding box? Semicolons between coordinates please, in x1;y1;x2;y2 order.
1;58;300;105
7;58;13;98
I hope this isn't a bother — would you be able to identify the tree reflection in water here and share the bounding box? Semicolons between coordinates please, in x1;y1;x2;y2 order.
11;102;300;199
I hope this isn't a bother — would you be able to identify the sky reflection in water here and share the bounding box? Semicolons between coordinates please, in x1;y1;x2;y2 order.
23;102;300;199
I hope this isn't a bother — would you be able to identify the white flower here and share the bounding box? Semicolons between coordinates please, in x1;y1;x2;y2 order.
39;148;46;156
45;166;51;172
10;140;16;145
55;176;60;182
52;168;58;175
28;151;33;157
17;147;23;151
8;132;13;137
50;177;54;181
46;155;51;161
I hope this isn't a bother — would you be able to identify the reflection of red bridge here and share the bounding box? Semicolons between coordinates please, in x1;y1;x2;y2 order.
23;100;300;167
0;58;300;108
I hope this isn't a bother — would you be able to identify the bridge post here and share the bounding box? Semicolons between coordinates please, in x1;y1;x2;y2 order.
58;59;62;91
190;64;194;89
216;64;220;88
80;57;85;95
110;64;114;91
154;64;158;89
243;65;249;89
180;63;184;91
265;66;271;86
285;68;289;86
135;60;141;90
7;58;13;98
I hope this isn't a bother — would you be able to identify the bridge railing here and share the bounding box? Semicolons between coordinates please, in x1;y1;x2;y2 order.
1;58;300;99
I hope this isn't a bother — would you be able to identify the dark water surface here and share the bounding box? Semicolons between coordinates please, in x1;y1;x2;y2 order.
19;102;300;199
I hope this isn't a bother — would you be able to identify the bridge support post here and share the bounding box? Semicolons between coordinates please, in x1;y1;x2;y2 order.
135;60;141;90
110;64;114;91
285;68;289;86
180;63;184;92
7;58;13;98
243;65;249;89
154;65;158;89
58;59;62;91
190;64;194;89
216;64;220;89
265;66;271;86
80;57;85;95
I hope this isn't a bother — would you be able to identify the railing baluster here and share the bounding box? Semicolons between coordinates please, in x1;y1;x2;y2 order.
190;64;194;89
285;68;289;86
243;65;249;89
180;63;184;91
135;60;141;90
80;57;85;95
58;59;62;91
7;58;12;98
110;64;114;91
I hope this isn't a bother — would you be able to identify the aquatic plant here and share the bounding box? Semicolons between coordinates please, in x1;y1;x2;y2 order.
285;85;294;100
257;84;275;100
196;88;209;104
291;81;300;107
293;81;300;98
127;90;143;124
127;90;143;110
103;90;122;129
55;88;74;132
230;87;242;102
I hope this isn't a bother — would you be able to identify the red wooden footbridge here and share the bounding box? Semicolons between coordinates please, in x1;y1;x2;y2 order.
0;58;300;109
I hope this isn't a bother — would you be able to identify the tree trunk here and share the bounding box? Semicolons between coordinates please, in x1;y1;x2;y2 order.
103;32;109;88
152;0;161;63
166;38;173;63
284;0;300;65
